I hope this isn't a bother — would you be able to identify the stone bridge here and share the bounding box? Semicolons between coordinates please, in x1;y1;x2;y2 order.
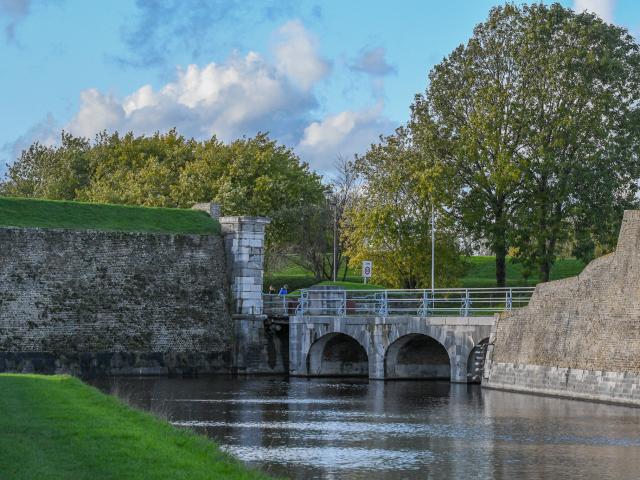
244;287;533;383
288;315;494;383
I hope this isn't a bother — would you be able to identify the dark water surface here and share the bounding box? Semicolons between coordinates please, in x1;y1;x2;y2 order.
93;377;640;479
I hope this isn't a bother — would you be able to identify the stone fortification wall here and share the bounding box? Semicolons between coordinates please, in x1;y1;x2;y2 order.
484;210;640;406
0;227;232;376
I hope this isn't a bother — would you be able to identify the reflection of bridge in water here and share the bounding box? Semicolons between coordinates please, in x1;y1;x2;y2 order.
263;287;535;384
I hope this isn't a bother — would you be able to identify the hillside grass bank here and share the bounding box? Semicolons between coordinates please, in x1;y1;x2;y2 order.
0;196;220;235
0;374;271;480
266;255;586;291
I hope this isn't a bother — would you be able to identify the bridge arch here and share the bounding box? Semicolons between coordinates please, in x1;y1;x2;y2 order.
307;332;369;377
384;333;451;380
467;337;490;383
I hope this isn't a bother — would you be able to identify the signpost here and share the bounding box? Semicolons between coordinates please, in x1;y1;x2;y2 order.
362;260;372;284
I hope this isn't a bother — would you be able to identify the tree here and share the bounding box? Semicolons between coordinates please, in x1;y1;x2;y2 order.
174;133;326;253
411;4;531;287
274;201;332;281
269;157;359;282
507;4;640;280
1;132;91;200
343;127;466;289
174;133;324;216
79;129;196;207
326;156;360;281
411;3;640;285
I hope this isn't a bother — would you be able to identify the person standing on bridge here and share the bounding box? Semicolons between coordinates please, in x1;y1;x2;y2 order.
278;284;288;296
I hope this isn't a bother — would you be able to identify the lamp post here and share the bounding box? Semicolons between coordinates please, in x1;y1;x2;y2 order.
431;204;435;294
328;196;338;282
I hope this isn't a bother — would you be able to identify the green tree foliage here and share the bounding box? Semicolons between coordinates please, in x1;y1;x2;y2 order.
411;3;640;285
1;130;325;250
343;127;466;289
274;202;333;281
2;133;92;200
78;129;197;207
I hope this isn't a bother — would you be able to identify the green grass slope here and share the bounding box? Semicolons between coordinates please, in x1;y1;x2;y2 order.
266;255;586;291
0;374;272;480
0;197;220;235
461;256;585;288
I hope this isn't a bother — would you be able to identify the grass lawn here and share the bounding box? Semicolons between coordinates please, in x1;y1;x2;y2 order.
313;280;385;290
266;255;586;291
461;256;585;288
0;196;220;235
0;374;271;480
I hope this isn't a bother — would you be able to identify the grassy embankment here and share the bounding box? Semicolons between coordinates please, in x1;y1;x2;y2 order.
0;374;271;480
266;255;586;291
0;196;220;235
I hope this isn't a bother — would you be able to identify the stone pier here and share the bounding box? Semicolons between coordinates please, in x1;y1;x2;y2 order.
219;216;270;316
218;215;287;374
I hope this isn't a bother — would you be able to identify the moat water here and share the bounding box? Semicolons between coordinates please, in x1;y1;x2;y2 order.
93;377;640;479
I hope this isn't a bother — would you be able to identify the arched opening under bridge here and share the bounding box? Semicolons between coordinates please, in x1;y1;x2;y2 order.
307;333;368;377
385;334;451;380
467;338;490;383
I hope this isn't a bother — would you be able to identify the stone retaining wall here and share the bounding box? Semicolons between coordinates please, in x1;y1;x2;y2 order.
0;227;232;377
484;210;640;406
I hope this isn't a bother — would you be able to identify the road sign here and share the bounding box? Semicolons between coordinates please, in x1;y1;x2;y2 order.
362;260;372;278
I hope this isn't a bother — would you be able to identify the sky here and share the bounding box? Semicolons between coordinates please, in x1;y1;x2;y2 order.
1;0;638;177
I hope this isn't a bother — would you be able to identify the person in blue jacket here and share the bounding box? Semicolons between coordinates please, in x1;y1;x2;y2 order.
278;284;288;296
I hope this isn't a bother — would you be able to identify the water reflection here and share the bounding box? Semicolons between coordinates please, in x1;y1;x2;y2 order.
92;377;640;479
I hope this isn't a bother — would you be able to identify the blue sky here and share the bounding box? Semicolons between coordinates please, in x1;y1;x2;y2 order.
1;0;638;176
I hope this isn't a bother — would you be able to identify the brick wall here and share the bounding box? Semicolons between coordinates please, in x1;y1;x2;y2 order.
484;210;640;405
0;227;232;376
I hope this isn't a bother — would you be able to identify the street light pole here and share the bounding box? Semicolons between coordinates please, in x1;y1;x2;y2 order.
431;203;435;294
332;199;338;282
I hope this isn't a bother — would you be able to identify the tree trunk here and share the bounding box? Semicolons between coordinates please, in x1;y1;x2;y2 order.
495;240;507;287
341;256;349;281
494;203;507;287
538;224;558;283
539;261;550;283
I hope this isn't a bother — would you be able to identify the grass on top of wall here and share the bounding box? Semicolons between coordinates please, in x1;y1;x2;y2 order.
0;374;273;480
0;196;220;235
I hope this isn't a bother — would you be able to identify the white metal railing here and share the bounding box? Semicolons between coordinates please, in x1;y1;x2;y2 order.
262;287;535;317
263;293;303;316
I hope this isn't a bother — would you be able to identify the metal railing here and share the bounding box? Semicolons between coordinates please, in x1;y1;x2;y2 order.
262;287;535;317
263;293;303;316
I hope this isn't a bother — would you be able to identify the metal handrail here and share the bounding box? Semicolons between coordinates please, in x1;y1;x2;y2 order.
262;287;536;317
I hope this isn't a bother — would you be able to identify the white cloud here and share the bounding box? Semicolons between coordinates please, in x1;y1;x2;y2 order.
65;23;327;143
6;20;393;175
297;103;396;172
67;89;124;138
273;20;330;91
573;0;615;23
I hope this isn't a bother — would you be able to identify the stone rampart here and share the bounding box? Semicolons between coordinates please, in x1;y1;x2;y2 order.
0;227;232;376
484;210;640;406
